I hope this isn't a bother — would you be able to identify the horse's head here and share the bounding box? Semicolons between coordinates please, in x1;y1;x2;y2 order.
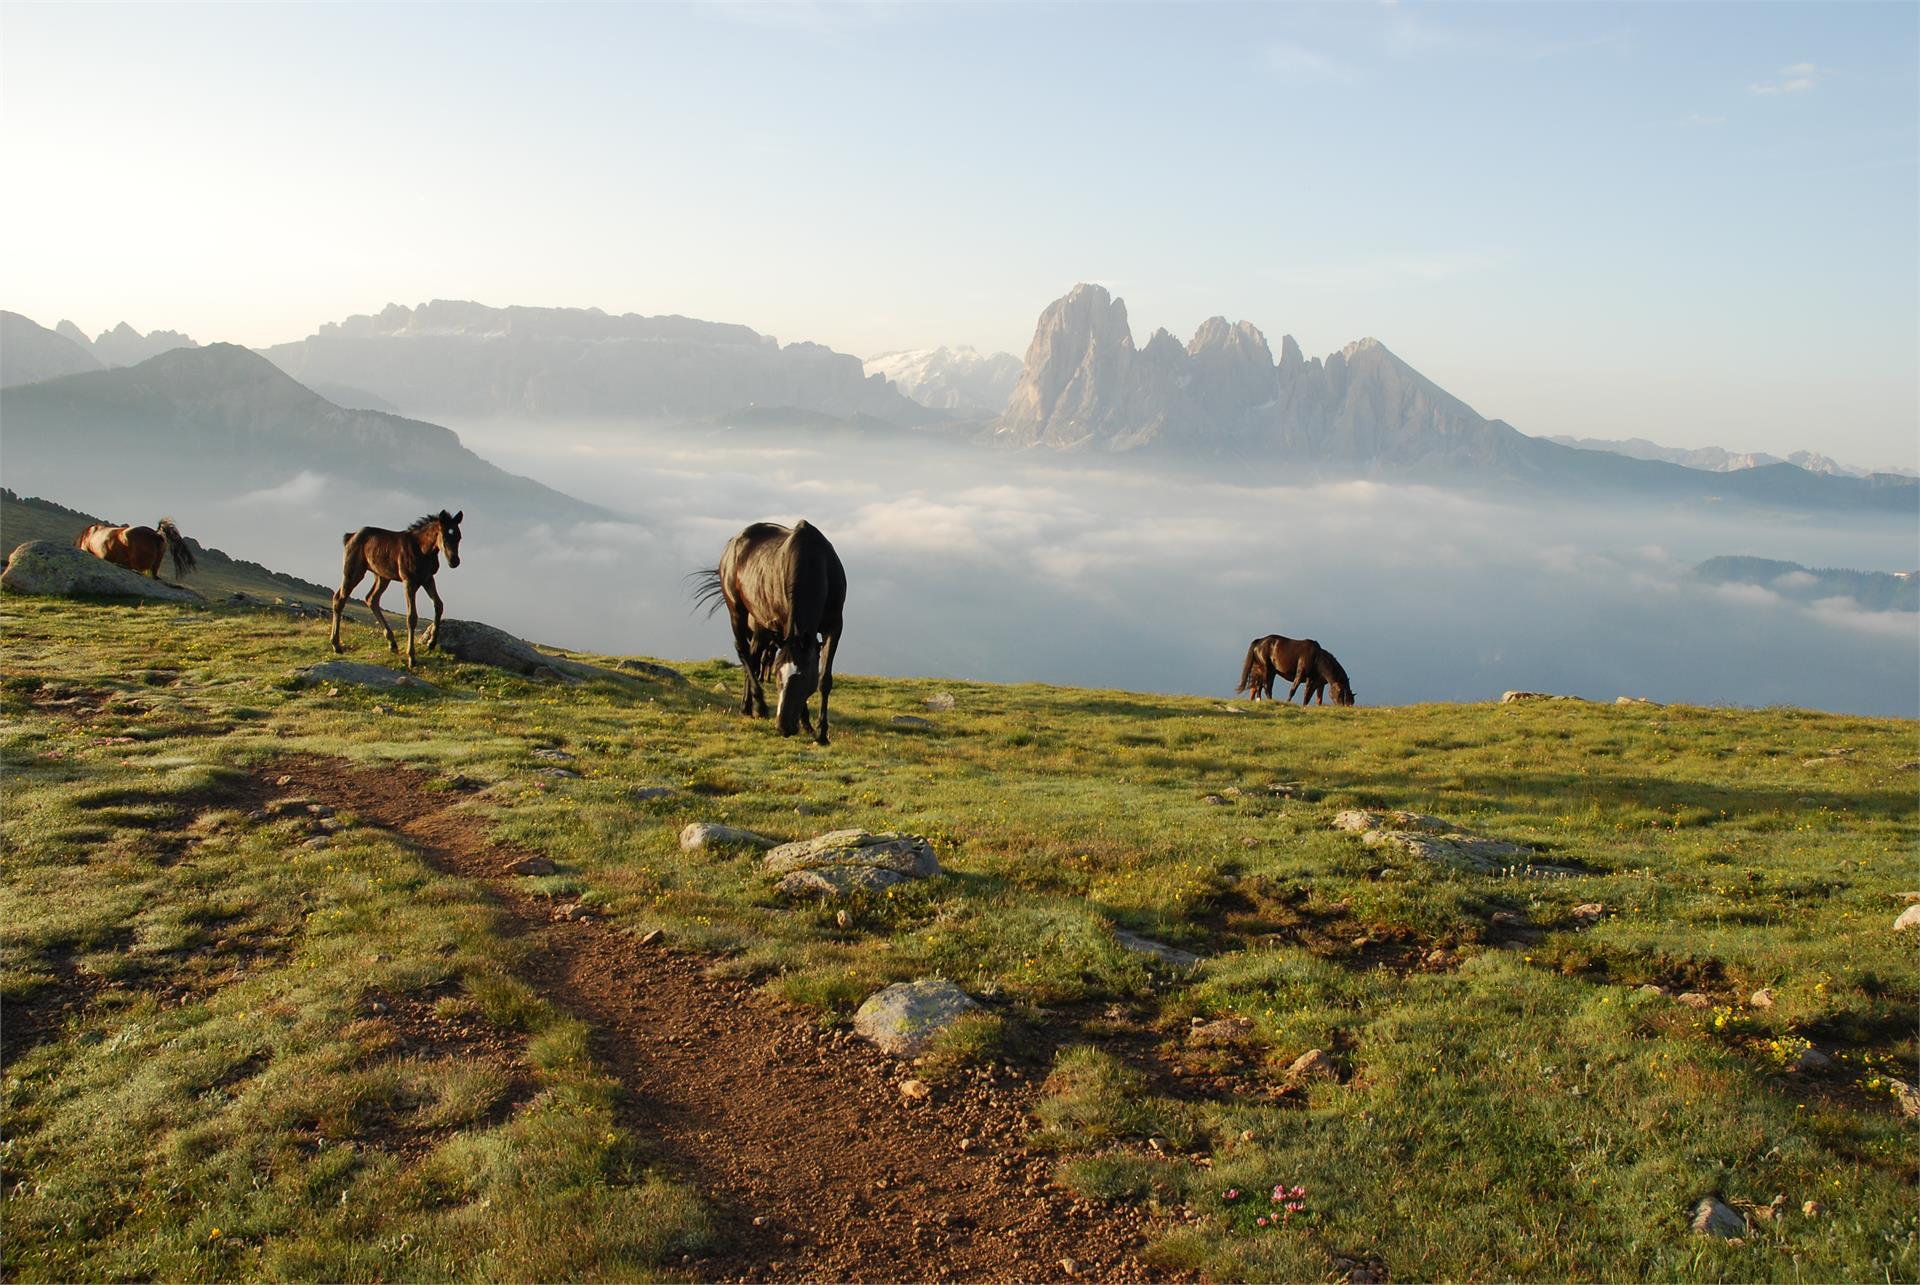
773;635;821;737
1331;681;1355;707
437;509;464;568
73;525;98;549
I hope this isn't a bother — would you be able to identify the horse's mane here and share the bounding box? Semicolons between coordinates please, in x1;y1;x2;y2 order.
1316;649;1351;687
407;511;450;533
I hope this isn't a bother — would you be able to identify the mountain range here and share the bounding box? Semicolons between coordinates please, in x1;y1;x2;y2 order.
1546;435;1913;480
260;300;935;427
1695;556;1918;612
0;343;603;523
863;347;1021;416
989;284;1916;511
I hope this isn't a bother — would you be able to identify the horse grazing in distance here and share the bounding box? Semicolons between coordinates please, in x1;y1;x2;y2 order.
692;520;846;744
330;510;463;669
75;518;198;581
1236;634;1357;706
1300;647;1356;707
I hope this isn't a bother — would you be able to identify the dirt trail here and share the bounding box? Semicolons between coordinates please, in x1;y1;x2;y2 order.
264;756;1169;1284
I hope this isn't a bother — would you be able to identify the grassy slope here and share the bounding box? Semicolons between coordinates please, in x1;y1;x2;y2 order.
0;490;341;610
1;594;1914;1283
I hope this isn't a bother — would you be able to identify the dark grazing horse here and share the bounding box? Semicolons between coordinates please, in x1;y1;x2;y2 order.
692;520;845;744
75;518;197;581
1235;634;1356;706
329;510;463;669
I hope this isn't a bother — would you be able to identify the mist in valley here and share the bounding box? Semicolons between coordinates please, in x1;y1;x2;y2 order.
23;417;1909;717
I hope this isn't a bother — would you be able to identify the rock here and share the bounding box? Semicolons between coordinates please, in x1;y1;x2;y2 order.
293;661;437;691
853;979;979;1055
891;714;933;729
540;767;579;780
531;748;574;762
629;786;676;802
1636;984;1669;997
616;657;687;683
1112;929;1202;968
1888;1078;1920;1119
835;909;851;929
765;830;941;900
897;1078;931;1101
1802;1200;1825;1217
2;541;201;602
1749;988;1775;1009
1287;1048;1337;1080
506;856;556;877
1572;902;1605;921
1059;1260;1078;1278
924;692;956;712
1691;1196;1746;1239
1333;809;1566;873
1200;794;1225;806
431;618;624;682
1790;1047;1832;1073
1893;904;1920;932
1424;948;1457;968
679;822;777;852
638;929;663;947
1676;992;1711;1009
1502;690;1587;704
302;836;331;850
1188;1017;1254;1046
1615;696;1661;706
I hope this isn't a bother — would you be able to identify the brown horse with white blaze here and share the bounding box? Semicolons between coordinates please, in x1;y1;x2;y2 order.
692;520;846;743
329;510;463;669
75;518;197;581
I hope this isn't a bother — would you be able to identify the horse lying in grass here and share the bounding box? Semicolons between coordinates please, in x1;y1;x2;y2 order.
1236;634;1356;706
75;518;197;582
329;510;463;670
693;520;846;744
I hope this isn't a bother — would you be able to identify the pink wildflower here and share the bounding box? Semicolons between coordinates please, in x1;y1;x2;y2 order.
1256;1216;1268;1227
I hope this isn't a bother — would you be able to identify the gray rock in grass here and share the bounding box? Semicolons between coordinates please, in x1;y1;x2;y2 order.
2;540;201;602
1691;1196;1747;1239
766;829;941;900
853;979;979;1055
679;822;777;852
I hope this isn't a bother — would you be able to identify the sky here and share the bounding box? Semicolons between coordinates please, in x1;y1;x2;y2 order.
3;1;1916;466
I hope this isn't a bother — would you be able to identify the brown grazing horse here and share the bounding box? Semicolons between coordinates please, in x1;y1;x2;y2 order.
1235;634;1357;706
693;520;846;743
329;510;462;669
74;518;197;581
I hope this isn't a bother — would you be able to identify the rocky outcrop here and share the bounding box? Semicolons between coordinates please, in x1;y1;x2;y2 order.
765;830;941;899
1333;809;1579;876
864;347;1022;416
852;979;979;1055
2;541;199;601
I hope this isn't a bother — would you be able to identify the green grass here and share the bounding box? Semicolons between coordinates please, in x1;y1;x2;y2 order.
2;592;1914;1282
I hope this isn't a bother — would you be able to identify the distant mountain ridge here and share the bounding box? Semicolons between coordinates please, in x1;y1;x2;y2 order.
1549;435;1914;480
1695;556;1918;612
0;343;605;524
56;318;200;367
1;312;101;387
990;284;1916;512
864;346;1021;415
261;300;937;427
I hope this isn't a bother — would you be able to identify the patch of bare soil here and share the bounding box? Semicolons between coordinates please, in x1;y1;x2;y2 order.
261;755;1177;1284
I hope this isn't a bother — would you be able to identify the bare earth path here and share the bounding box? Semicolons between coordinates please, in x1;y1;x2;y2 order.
263;756;1170;1284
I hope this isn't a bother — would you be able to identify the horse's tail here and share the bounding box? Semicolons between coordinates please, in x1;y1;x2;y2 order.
1235;639;1265;695
156;518;197;579
686;567;728;618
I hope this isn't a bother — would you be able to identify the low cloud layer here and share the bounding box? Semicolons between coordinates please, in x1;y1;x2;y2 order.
16;419;1916;717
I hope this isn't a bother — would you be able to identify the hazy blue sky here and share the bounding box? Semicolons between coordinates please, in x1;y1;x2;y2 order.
4;2;1915;464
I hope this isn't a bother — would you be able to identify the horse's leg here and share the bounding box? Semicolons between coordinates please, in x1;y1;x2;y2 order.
331;564;367;654
729;606;761;716
814;631;840;746
365;577;398;652
403;580;420;669
423;577;444;649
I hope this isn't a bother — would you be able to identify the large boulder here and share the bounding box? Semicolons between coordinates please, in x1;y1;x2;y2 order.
294;660;437;691
1333;809;1578;876
764;829;941;899
2;541;199;602
853;979;979;1055
430;617;625;682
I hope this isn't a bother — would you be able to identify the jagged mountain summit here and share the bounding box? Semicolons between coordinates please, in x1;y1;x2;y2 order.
53;318;199;367
863;346;1021;416
1;312;102;387
987;285;1916;513
262;300;936;427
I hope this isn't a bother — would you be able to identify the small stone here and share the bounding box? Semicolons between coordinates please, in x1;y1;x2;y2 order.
507;856;557;877
1288;1048;1337;1080
1888;1077;1920;1119
302;836;330;850
1691;1196;1746;1239
1676;991;1711;1009
1242;837;1259;848
924;692;956;712
1425;948;1456;968
638;929;663;947
835;909;851;929
752;1215;766;1227
1749;988;1775;1009
1059;1260;1078;1277
1572;902;1605;921
628;786;675;802
1189;1017;1254;1046
1350;936;1371;949
1636;983;1669;997
275;774;294;787
1802;1200;1825;1217
853;979;979;1055
1894;904;1920;932
1200;794;1225;806
898;1078;931;1101
891;715;933;728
